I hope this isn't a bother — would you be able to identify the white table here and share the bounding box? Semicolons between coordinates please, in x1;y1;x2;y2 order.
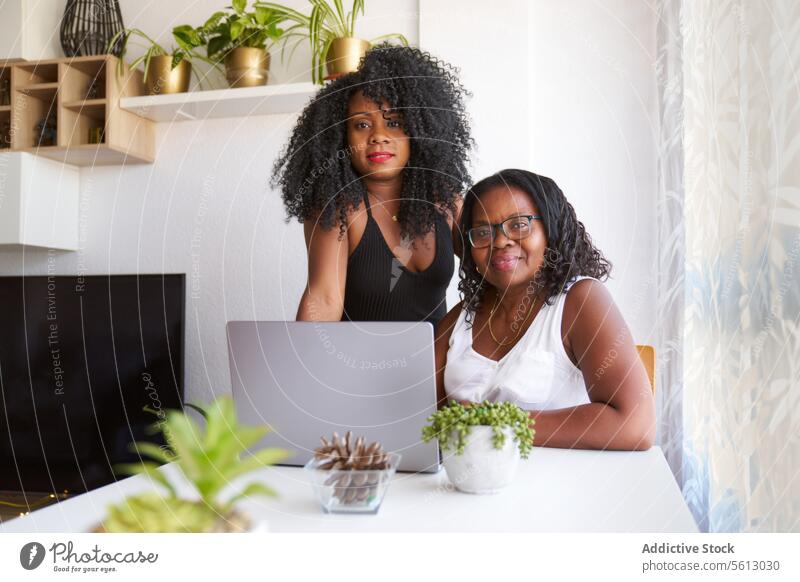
1;446;697;533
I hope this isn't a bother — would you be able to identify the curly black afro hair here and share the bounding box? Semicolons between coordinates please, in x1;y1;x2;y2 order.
458;169;612;324
272;43;473;239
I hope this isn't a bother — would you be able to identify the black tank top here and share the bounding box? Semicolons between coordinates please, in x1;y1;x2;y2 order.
341;192;454;326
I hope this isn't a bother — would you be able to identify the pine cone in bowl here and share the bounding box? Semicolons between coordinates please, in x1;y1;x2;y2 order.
314;431;390;505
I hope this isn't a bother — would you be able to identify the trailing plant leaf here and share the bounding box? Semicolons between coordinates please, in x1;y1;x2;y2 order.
370;32;409;46
108;28;164;79
421;401;535;459
350;0;364;36
255;6;272;26
204;11;227;30
172;24;203;54
207;35;229;60
171;53;185;69
231;18;245;41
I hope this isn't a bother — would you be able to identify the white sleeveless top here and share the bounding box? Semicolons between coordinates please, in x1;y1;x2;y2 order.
444;276;595;410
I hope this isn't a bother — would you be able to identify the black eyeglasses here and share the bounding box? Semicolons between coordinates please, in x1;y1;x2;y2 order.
467;215;542;248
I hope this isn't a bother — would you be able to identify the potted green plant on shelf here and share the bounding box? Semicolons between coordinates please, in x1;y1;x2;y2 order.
93;396;289;532
258;0;409;85
421;401;535;495
198;0;286;88
108;27;209;95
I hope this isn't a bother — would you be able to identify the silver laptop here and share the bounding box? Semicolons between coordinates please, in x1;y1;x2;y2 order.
226;321;441;473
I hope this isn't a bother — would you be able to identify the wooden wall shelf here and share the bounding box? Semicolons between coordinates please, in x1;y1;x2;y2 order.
0;55;154;166
19;82;59;93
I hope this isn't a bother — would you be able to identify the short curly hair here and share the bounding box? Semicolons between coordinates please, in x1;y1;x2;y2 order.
271;43;473;239
458;169;612;324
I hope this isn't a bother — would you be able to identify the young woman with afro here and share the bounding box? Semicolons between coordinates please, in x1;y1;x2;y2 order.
272;44;473;325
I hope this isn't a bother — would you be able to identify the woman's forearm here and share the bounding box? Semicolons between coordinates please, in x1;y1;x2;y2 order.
296;290;343;321
528;402;654;451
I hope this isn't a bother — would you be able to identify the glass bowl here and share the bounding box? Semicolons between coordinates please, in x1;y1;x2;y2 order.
304;452;401;514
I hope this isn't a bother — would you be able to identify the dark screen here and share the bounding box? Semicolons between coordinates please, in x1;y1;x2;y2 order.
0;274;185;494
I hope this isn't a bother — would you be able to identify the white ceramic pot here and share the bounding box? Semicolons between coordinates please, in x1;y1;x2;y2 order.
441;426;520;494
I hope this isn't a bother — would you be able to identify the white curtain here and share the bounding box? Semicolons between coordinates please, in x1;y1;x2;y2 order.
655;0;686;497
657;0;800;532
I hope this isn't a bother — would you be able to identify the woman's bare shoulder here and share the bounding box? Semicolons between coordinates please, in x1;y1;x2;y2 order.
563;278;611;325
435;301;465;339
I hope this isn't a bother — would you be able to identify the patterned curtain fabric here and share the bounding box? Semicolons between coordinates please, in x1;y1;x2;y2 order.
655;0;686;495
658;0;800;532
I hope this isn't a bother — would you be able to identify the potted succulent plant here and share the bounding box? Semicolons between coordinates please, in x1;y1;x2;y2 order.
93;396;289;532
199;0;286;88
421;401;535;494
109;27;207;95
258;0;409;85
305;431;400;514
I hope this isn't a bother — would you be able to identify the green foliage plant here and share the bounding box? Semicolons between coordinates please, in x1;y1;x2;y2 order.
109;28;192;81
100;396;289;533
108;27;217;89
199;0;286;64
258;0;409;84
421;401;535;459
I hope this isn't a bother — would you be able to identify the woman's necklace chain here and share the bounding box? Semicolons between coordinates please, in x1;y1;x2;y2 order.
369;192;398;221
488;293;538;347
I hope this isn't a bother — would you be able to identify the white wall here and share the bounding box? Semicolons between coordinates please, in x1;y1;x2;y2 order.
529;0;658;343
0;0;658;405
418;0;532;309
0;0;62;60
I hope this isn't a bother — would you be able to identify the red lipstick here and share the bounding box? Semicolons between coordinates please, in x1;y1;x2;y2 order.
366;151;394;163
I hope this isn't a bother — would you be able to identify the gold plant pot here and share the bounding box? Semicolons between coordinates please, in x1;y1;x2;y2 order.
145;56;191;95
326;37;371;77
225;47;270;88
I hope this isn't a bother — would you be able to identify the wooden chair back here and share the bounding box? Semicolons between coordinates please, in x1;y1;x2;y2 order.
636;344;656;394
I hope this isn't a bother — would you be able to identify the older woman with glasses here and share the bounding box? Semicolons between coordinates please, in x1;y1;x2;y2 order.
434;169;655;450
